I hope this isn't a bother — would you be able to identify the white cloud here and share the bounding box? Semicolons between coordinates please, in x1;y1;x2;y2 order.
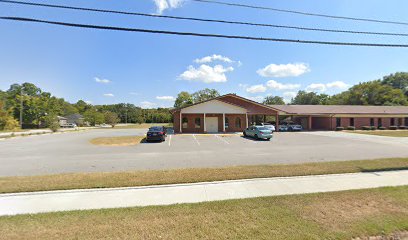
194;54;233;64
257;63;310;78
156;96;175;101
103;93;114;97
305;81;349;93
95;77;111;84
283;91;297;98
246;84;267;93
140;101;157;109
153;0;184;14
238;83;249;89
179;64;234;83
266;80;301;90
326;81;349;89
305;83;327;93
84;100;92;104
247;96;264;103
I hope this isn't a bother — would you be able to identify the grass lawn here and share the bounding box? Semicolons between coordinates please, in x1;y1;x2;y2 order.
0;186;407;239
0;158;407;194
346;130;408;137
89;136;145;146
113;123;172;129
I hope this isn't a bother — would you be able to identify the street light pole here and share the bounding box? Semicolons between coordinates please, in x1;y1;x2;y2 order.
19;88;24;129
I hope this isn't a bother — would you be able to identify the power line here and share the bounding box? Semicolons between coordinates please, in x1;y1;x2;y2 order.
1;0;408;37
2;16;408;48
191;0;408;26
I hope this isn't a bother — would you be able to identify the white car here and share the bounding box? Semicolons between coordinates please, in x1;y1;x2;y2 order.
262;123;276;132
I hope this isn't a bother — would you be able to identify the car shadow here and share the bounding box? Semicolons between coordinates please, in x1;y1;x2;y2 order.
240;136;270;141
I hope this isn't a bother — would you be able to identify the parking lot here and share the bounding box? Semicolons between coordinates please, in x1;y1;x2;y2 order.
1;129;408;177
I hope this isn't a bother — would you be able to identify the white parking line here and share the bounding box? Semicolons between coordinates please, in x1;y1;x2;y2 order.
192;134;200;146
168;135;172;147
215;135;230;144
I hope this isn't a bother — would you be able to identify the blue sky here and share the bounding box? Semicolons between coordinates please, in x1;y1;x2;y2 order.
1;0;408;108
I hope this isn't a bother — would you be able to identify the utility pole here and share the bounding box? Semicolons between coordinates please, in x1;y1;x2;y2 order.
19;87;23;129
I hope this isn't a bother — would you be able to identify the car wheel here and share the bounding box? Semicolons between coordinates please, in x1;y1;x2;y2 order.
254;134;258;140
267;138;271;141
243;131;247;137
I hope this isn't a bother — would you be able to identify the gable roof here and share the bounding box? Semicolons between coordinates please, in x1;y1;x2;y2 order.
171;94;284;113
269;105;408;115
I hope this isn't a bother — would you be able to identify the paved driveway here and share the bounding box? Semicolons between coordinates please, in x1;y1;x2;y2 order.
1;129;408;177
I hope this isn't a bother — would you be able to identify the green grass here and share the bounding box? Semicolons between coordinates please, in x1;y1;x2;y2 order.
346;130;408;137
0;186;407;239
0;158;407;194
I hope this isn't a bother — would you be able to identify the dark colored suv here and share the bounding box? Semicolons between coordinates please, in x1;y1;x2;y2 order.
146;126;167;142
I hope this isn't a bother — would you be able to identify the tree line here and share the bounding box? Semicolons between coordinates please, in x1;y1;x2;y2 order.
0;83;172;131
1;72;407;131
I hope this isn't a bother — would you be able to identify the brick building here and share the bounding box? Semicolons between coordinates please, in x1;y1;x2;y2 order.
171;94;408;133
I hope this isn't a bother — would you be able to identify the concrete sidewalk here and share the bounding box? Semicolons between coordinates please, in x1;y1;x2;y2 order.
1;170;407;216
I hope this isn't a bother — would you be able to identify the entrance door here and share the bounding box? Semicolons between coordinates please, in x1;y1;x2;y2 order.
206;117;219;133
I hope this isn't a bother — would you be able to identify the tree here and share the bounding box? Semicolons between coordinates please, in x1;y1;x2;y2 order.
291;91;330;105
330;81;407;106
83;109;105;126
263;96;285;105
382;72;408;96
191;88;220;103
104;111;120;127
174;91;193;108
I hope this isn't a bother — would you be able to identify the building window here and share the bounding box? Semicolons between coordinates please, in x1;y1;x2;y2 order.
390;118;395;126
225;117;229;129
398;118;403;126
194;118;201;128
378;118;382;127
235;117;242;128
182;117;188;128
405;118;408;126
370;118;375;127
349;118;355;127
336;118;341;127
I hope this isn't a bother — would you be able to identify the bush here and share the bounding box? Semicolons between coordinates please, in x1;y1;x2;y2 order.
389;126;398;130
336;127;344;131
361;126;372;130
398;126;407;129
3;117;19;131
44;115;60;132
346;126;356;131
371;126;377;130
378;126;386;130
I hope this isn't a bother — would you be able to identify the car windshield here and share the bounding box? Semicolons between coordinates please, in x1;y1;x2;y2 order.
257;127;269;131
149;127;162;131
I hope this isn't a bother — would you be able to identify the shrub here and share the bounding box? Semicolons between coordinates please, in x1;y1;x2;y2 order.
336;127;344;131
398;126;407;129
44;115;60;132
389;126;398;130
3;117;19;131
370;126;377;130
361;126;371;130
346;126;356;131
378;126;386;130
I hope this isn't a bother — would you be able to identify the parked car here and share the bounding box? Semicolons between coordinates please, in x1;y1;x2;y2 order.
146;126;167;142
60;123;77;128
278;125;289;132
243;125;273;140
262;123;276;132
288;124;303;131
